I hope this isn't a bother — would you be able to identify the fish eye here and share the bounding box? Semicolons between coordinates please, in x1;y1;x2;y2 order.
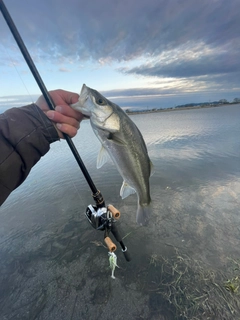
97;98;105;105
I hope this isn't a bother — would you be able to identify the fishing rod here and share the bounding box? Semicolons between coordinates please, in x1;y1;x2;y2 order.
0;0;130;262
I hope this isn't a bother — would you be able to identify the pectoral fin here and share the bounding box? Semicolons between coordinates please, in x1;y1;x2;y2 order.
150;160;154;177
97;146;110;168
120;181;136;199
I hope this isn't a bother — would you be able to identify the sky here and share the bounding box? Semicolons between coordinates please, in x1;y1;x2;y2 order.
0;0;240;111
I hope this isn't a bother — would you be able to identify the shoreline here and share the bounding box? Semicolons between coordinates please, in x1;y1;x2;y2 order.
126;102;240;115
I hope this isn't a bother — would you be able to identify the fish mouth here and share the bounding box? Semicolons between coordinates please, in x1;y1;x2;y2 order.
80;84;88;97
78;84;91;118
80;84;90;103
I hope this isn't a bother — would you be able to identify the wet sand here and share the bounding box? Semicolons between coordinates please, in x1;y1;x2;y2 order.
1;183;240;319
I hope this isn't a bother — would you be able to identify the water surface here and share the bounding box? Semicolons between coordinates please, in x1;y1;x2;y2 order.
1;104;240;319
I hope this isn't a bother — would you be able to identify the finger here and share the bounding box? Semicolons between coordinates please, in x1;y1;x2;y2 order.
36;90;79;112
56;123;78;138
57;90;79;105
46;111;80;129
55;105;83;121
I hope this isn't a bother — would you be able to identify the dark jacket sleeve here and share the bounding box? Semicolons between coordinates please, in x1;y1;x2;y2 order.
0;104;59;205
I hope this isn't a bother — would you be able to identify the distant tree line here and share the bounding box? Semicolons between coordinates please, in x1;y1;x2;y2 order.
125;97;240;114
217;97;240;104
175;98;240;109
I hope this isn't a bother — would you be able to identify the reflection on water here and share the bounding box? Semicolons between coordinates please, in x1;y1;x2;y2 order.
0;104;240;319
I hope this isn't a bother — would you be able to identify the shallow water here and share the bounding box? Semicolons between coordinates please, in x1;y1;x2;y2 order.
1;104;240;319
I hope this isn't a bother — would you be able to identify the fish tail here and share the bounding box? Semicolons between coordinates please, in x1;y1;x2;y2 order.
136;202;152;226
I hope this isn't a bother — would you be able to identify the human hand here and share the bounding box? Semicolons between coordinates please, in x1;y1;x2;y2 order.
36;89;83;138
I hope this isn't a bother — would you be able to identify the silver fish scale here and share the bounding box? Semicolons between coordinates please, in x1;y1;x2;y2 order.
93;104;151;207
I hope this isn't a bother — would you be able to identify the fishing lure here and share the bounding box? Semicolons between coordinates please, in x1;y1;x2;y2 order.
108;252;119;279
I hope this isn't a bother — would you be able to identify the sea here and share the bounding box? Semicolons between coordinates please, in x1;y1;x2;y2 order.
0;104;240;319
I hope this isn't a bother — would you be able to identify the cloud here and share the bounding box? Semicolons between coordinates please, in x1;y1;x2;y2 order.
1;0;239;102
120;42;240;78
1;0;239;63
59;67;71;72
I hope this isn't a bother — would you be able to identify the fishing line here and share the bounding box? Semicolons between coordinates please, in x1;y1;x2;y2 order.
62;157;87;203
2;44;35;104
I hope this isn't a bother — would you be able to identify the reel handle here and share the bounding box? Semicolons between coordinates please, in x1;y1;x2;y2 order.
104;236;116;252
107;204;120;219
